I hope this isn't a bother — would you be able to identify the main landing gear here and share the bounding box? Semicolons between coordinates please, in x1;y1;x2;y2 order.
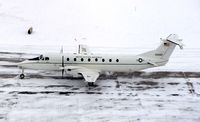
88;82;95;86
19;69;25;79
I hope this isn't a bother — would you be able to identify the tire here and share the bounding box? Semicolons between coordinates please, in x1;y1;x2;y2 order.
88;82;94;86
19;74;25;79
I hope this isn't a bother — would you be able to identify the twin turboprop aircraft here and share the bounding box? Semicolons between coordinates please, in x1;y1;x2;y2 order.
18;34;183;86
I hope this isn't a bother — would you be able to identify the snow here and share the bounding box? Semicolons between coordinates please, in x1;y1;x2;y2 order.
0;76;200;122
0;0;200;72
0;0;200;121
0;0;200;47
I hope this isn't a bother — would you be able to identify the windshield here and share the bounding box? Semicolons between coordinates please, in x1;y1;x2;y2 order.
28;55;49;61
28;56;40;60
28;55;43;61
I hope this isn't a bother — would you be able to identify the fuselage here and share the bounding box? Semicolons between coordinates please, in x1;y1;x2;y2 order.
18;53;167;73
17;34;183;85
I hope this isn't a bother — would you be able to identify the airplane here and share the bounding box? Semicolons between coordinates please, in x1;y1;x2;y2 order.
18;34;183;86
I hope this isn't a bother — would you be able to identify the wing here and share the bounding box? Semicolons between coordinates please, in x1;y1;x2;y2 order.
62;66;100;83
80;70;99;83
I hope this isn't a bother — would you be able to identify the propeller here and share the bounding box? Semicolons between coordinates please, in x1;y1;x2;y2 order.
61;55;65;78
60;46;65;78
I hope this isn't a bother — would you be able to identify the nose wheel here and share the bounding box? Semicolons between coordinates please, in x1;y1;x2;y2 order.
19;74;25;79
19;68;25;79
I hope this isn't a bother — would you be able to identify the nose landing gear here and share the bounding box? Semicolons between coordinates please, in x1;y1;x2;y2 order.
88;82;95;86
87;82;98;87
19;74;25;79
19;69;25;79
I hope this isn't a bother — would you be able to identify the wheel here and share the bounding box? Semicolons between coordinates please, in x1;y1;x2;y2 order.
88;82;94;86
19;74;25;79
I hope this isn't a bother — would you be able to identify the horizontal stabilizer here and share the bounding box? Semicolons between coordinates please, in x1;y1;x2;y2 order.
165;34;184;49
138;34;183;61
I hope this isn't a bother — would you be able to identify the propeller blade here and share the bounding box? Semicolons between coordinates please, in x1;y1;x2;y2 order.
61;55;64;78
62;69;64;78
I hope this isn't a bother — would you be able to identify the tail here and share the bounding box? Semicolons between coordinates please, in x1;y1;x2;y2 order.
138;34;183;61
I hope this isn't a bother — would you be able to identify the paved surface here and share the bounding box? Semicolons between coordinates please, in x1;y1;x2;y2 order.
0;52;200;122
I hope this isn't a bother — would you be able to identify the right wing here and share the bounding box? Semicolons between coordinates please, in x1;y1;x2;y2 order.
61;66;100;83
80;69;100;83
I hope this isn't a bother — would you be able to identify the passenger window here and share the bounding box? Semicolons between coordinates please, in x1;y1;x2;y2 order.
116;59;119;62
95;58;98;62
102;59;105;62
74;58;77;61
88;58;91;62
66;58;70;61
109;59;112;62
81;58;84;62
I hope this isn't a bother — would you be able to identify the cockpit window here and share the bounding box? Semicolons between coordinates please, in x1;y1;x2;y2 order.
28;56;40;60
28;55;47;61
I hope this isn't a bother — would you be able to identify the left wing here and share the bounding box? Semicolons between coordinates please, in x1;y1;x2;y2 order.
61;66;100;83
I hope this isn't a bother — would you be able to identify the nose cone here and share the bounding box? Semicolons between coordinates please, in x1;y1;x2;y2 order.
18;60;29;68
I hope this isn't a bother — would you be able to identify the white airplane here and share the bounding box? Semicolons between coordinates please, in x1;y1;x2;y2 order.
18;34;183;86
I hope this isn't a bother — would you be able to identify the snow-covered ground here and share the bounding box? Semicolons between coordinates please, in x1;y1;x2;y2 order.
0;0;200;122
0;68;200;122
0;46;199;122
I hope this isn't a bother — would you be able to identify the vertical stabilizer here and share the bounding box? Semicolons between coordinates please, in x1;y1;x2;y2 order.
139;34;183;60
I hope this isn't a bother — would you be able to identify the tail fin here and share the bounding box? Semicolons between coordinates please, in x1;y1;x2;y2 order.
139;34;183;60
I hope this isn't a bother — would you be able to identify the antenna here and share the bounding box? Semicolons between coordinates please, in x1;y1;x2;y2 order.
60;46;63;54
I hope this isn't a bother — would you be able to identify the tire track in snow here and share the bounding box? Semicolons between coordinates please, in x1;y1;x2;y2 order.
182;72;200;96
